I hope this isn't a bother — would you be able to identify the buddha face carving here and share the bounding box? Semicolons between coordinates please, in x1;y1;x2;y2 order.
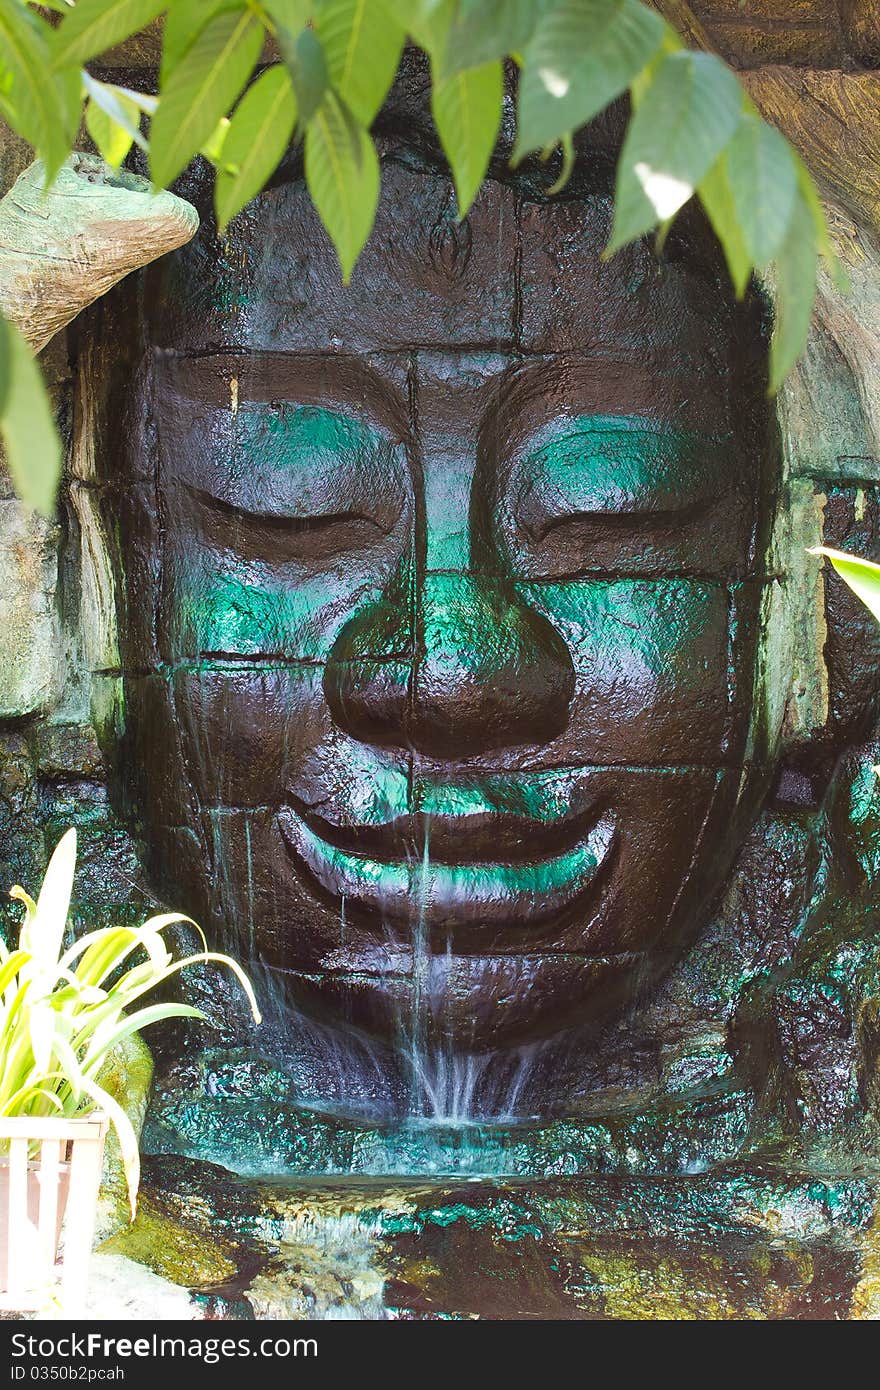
111;148;777;1054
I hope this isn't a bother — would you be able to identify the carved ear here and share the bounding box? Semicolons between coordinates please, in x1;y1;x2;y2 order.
767;191;880;808
772;481;880;810
0;153;198;353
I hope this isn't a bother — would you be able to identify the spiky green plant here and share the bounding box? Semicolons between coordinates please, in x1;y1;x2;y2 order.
0;827;260;1216
810;547;880;626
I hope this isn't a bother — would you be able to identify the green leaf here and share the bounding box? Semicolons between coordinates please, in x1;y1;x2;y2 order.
609;49;744;253
770;192;817;392
0;317;9;417
546;129;575;195
809;548;880;628
201;116;231;165
82;1003;205;1074
0;315;62;518
52;0;168;67
304;90;380;281
149;7;264;188
698;151;751;298
215;64;297;230
117;86;157;116
378;0;455;58
432;59;503;217
793;148;843;287
315;0;404;127
28;829;76;980
84;93;138;168
515;0;665;159
260;0;310;32
723;113;798;268
276;24;329;127
0;3;71;180
82;73;146;153
55;61;85;152
78;1074;141;1216
443;0;543;76
160;0;246;82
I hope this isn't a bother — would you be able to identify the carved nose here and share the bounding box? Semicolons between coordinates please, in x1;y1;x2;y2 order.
323;575;575;758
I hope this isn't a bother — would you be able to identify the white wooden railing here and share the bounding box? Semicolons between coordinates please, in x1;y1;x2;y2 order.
0;1115;109;1315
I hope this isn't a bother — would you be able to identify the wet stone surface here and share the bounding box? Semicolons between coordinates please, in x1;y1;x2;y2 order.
100;1153;877;1320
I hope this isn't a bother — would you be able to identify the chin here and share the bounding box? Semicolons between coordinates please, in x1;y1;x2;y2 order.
271;939;649;1052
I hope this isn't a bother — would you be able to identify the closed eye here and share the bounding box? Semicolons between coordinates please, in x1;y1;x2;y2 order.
185;482;392;534
511;418;725;545
527;495;711;544
183;483;396;565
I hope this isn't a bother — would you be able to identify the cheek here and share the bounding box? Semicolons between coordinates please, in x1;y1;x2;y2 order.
158;537;410;662
149;667;413;825
170;666;328;808
514;578;736;765
588;768;737;953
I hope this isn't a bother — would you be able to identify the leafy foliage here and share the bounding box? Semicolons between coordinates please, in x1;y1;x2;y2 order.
0;314;61;517
305;87;380;280
432;59;503;219
0;0;839;514
215;63;297;231
0;828;260;1216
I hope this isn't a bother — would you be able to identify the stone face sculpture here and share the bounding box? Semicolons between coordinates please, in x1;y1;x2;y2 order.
96;100;782;1084
4;23;880;1321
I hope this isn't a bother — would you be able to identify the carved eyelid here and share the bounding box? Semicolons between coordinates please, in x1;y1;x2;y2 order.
508;420;729;539
174;401;408;527
183;482;399;534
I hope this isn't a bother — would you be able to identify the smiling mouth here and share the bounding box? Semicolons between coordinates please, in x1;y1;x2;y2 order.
278;800;617;939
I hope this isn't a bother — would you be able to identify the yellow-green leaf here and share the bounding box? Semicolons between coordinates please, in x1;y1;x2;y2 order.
201;116;230;165
0;315;62;518
304;91;379;282
215;65;297;230
809;548;880;628
85;94;136;168
150;8;263;188
431;59;503;218
82;74;147;155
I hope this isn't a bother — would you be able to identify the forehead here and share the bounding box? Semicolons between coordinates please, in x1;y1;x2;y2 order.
146;157;746;387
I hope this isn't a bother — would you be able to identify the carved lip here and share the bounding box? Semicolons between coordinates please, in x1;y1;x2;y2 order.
286;802;601;864
278;801;617;937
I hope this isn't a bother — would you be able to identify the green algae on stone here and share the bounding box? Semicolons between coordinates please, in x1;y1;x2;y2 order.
95;1034;155;1242
100;1192;240;1289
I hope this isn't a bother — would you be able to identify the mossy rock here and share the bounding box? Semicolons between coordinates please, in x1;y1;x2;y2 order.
100;1192;240;1290
94;1033;154;1242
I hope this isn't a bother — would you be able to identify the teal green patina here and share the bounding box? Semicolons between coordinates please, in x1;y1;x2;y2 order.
517;415;730;520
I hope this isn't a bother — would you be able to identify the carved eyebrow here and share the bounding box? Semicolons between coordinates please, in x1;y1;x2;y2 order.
518;414;730;455
158;350;410;441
